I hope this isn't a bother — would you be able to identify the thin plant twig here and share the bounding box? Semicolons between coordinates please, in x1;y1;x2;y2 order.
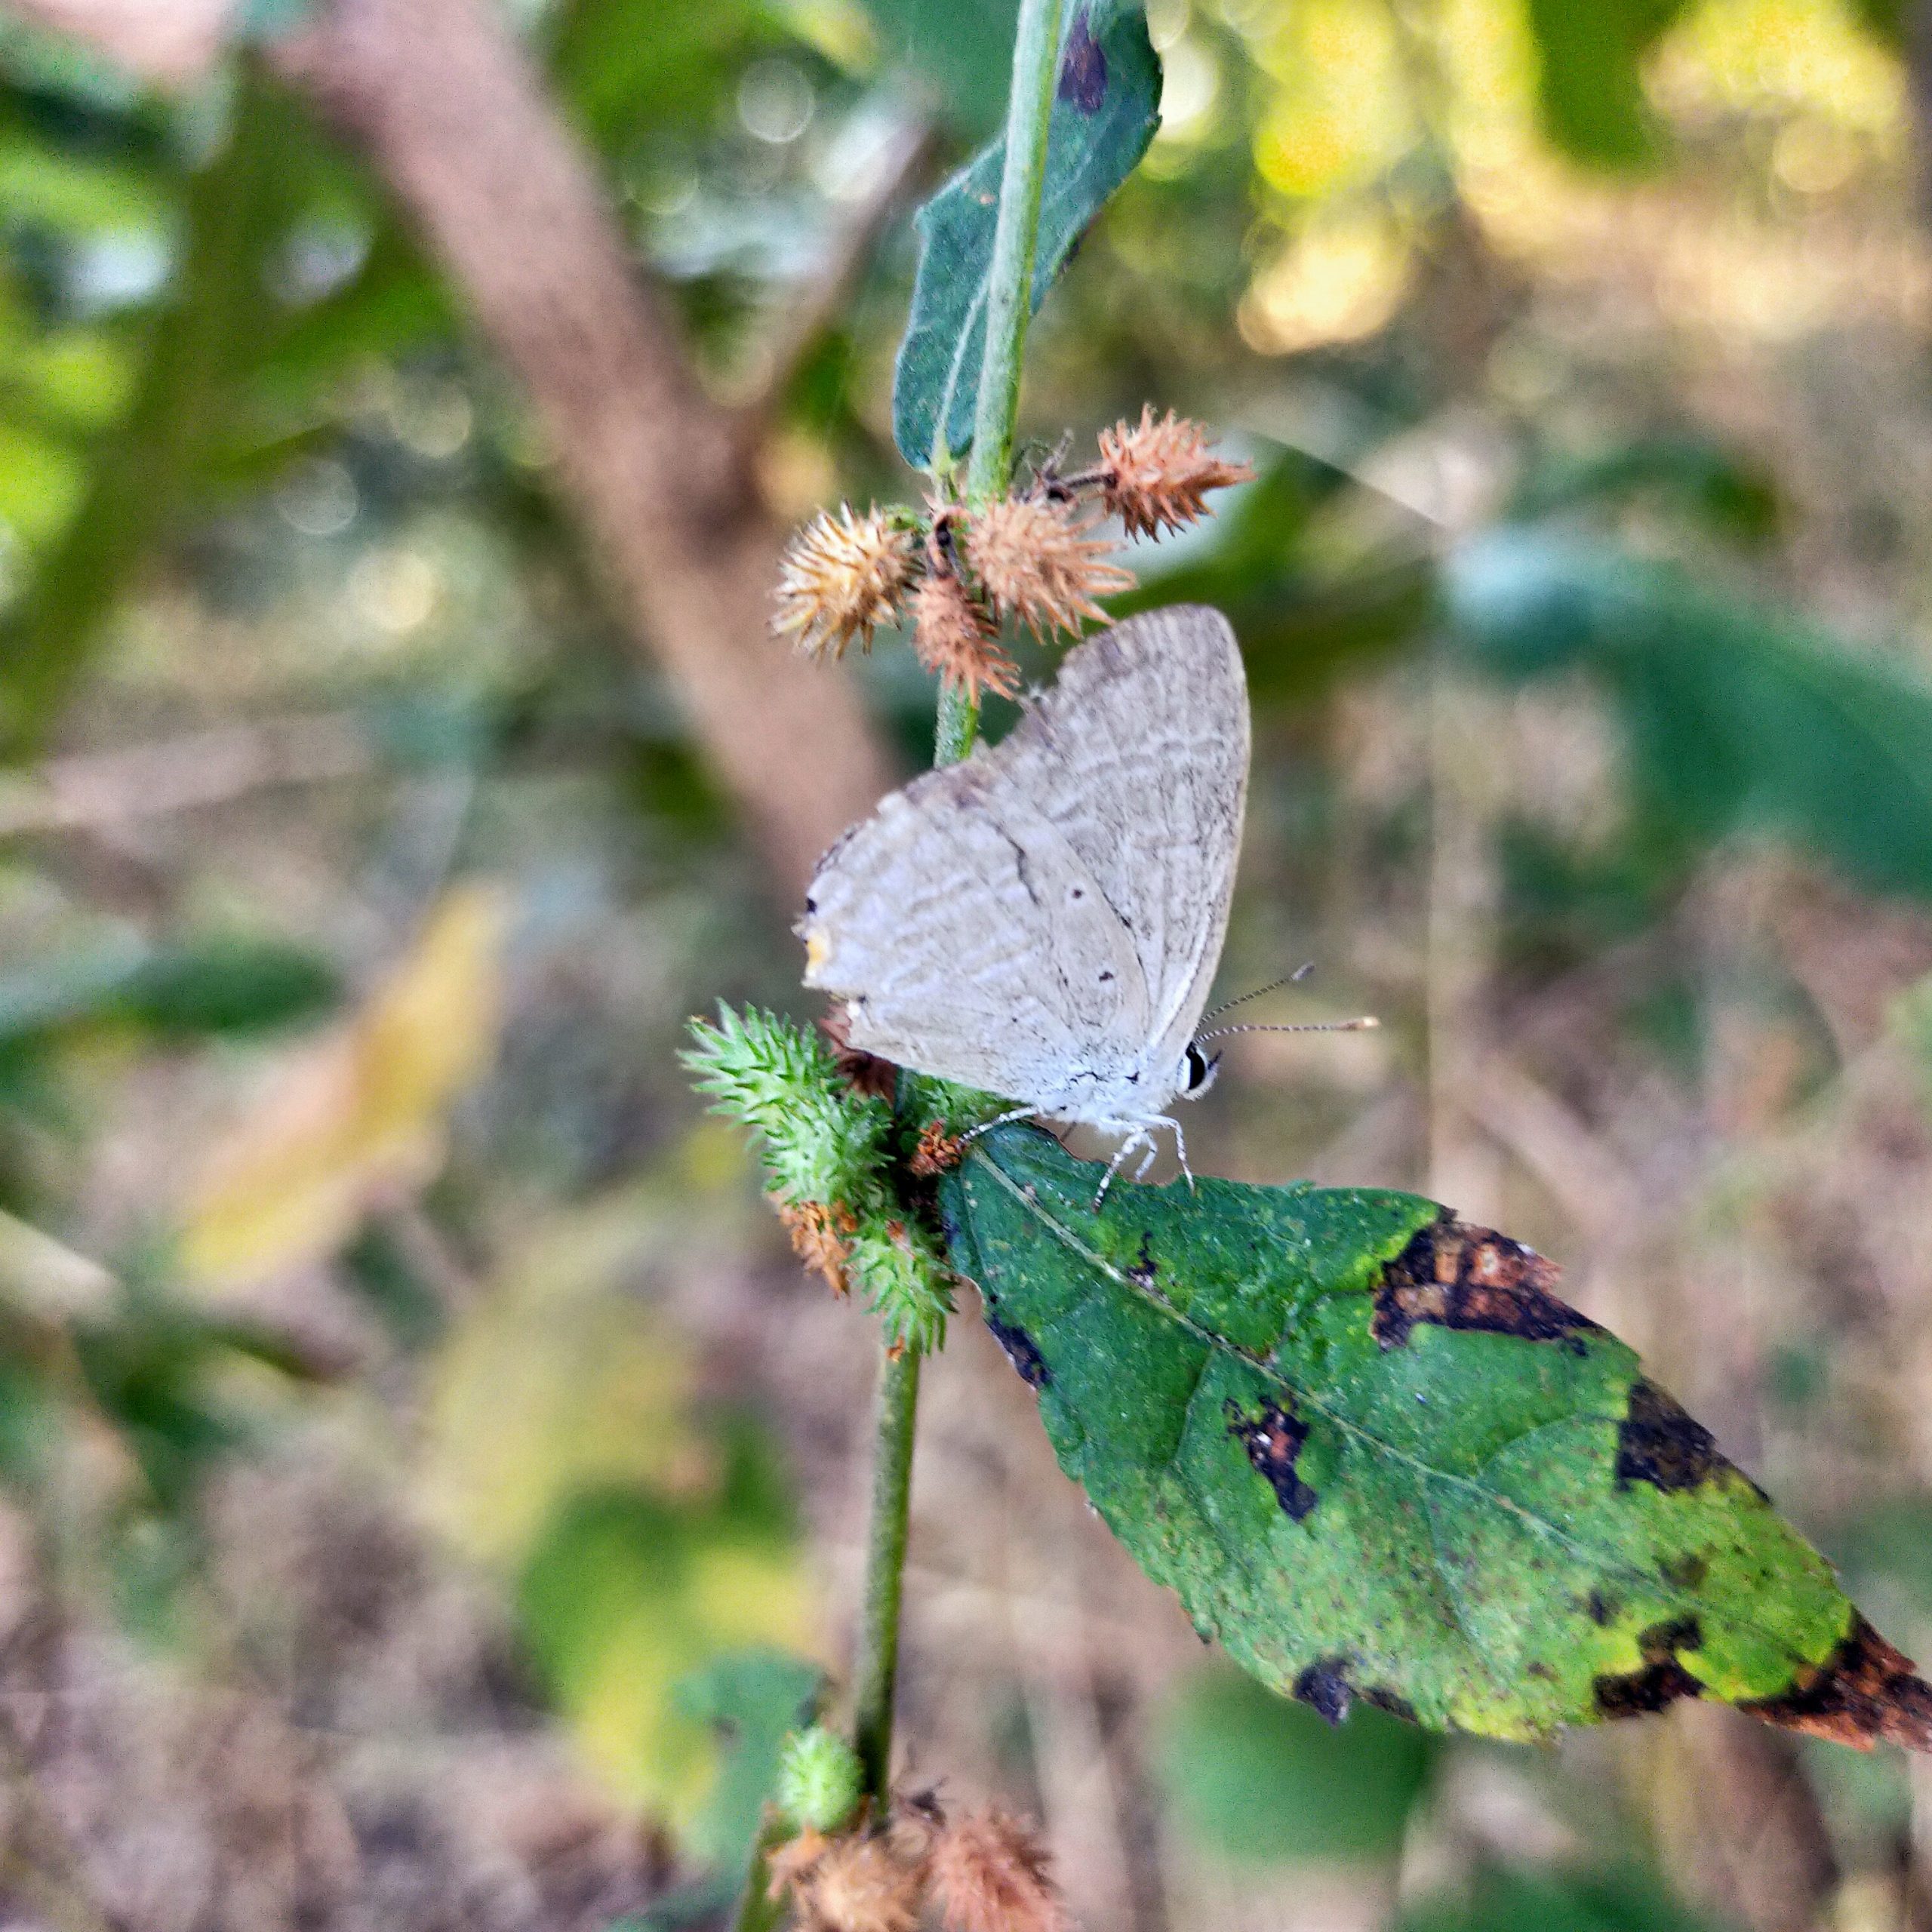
0;714;372;840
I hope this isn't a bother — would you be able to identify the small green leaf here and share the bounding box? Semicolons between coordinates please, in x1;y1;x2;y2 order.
114;938;340;1038
675;1650;826;1867
891;0;1160;472
941;1125;1932;1747
1156;1663;1438;1863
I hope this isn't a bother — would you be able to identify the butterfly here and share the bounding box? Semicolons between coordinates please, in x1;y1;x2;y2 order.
800;605;1363;1198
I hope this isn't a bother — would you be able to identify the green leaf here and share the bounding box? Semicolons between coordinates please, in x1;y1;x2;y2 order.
1;69;288;754
1398;1865;1730;1932
112;937;340;1038
1447;532;1932;903
940;1124;1932;1746
1156;1662;1438;1863
513;1425;814;1822
1507;435;1781;546
546;0;777;150
859;0;1024;137
891;0;1160;472
673;1649;826;1868
1523;0;1690;171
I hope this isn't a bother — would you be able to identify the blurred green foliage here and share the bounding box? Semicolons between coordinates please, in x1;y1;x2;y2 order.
1398;1866;1733;1932
1157;1663;1440;1863
0;0;1927;1918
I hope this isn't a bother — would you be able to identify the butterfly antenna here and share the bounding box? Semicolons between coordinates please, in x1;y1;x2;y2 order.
1201;963;1315;1022
1198;1017;1380;1042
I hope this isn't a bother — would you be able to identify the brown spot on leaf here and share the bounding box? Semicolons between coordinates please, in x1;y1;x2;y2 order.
1057;12;1107;111
1592;1617;1705;1720
1614;1380;1760;1496
1126;1230;1157;1290
1225;1397;1317;1520
1372;1218;1601;1352
1738;1614;1932;1752
1291;1657;1417;1727
1361;1684;1420;1723
1660;1552;1709;1592
985;1311;1050;1389
1294;1659;1352;1725
1585;1589;1617;1627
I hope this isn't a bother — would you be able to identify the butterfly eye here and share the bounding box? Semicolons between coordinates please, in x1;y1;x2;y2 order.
1183;1043;1221;1097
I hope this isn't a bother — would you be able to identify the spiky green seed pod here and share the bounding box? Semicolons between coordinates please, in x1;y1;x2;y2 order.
684;1005;892;1211
775;1724;864;1835
848;1214;953;1356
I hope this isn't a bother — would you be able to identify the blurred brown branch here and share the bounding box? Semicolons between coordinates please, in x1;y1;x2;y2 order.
0;713;373;838
4;0;234;84
5;0;900;904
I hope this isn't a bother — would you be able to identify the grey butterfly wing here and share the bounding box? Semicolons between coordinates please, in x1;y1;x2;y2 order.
801;761;1150;1104
800;605;1247;1103
989;605;1248;1067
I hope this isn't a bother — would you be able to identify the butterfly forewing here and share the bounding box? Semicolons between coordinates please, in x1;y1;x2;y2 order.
800;606;1249;1116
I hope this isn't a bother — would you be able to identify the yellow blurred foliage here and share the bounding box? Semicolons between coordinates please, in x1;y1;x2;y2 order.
1652;0;1903;136
545;1513;817;1820
180;885;506;1293
418;1188;703;1567
418;1165;818;1820
1247;0;1414;198
1238;211;1413;355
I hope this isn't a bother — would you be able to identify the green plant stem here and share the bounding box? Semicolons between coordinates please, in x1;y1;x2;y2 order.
968;0;1064;504
852;0;1063;1804
851;1343;920;1801
933;681;980;767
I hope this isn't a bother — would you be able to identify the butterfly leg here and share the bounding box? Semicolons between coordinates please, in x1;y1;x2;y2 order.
1163;1114;1196;1192
1091;1133;1146;1211
959;1104;1039;1146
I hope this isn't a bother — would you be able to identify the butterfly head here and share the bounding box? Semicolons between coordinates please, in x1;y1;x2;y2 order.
1180;1039;1222;1100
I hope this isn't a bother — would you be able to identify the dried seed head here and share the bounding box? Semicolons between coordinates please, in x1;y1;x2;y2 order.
912;563;1019;706
776;1197;858;1294
768;1826;832;1899
928;1806;1067;1932
1096;406;1254;540
798;1829;927;1932
909;1121;966;1177
774;505;918;659
964;494;1134;640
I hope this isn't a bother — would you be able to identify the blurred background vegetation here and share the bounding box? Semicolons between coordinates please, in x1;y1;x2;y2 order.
1;0;1931;1926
